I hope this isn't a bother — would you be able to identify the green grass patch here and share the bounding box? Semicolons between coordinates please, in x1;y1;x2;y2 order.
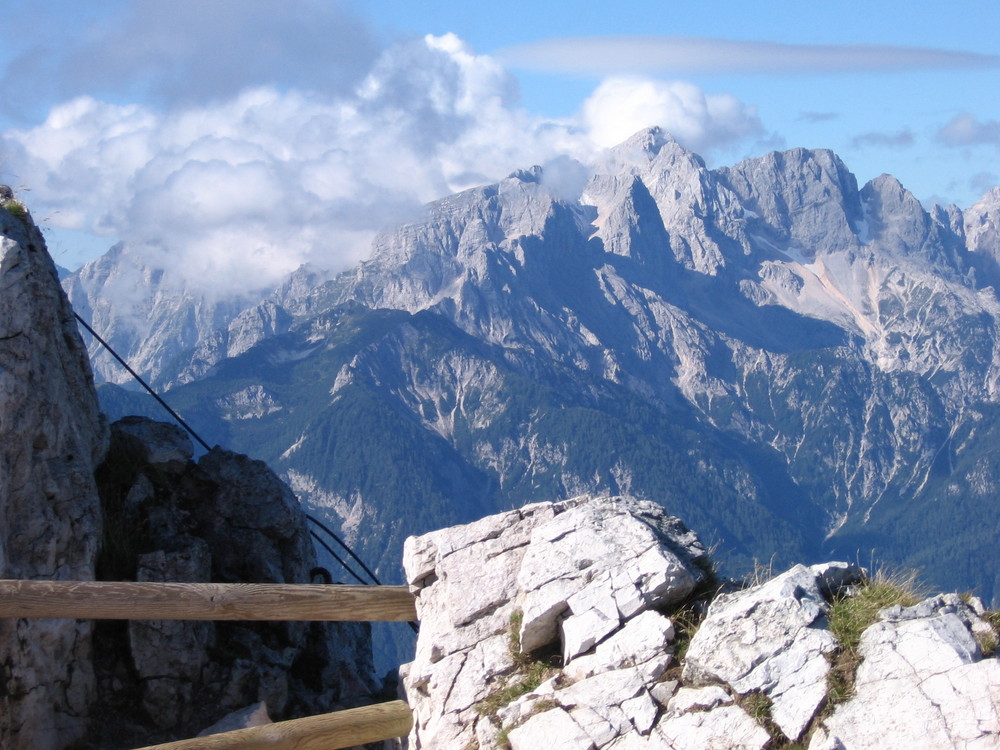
474;660;557;719
3;200;28;222
825;570;923;706
474;609;561;728
978;609;1000;656
736;690;794;745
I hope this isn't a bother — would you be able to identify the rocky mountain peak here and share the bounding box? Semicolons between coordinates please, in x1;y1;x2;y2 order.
720;147;863;260
966;186;1000;286
609;125;677;160
68;132;1000;621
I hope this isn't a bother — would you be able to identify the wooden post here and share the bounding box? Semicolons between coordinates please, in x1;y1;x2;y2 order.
134;701;413;750
0;580;417;622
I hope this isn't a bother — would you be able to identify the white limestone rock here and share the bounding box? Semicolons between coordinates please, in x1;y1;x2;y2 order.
810;595;1000;750
401;495;708;749
564;610;675;682
508;708;595;750
402;492;1000;750
683;563;862;742
656;705;771;750
516;497;707;656
667;685;733;714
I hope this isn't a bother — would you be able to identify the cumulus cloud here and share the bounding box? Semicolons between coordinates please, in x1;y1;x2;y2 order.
1;34;766;296
850;129;915;149
581;77;762;152
498;36;1000;76
937;113;1000;147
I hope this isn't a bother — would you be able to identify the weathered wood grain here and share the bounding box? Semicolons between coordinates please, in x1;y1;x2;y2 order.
134;701;413;750
0;580;417;621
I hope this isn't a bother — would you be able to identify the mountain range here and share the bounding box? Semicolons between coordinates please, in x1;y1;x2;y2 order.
65;127;1000;609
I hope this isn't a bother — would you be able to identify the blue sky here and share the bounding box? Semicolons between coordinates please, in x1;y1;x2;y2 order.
0;0;997;283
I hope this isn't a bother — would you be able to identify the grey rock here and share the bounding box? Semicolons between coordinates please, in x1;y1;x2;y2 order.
401;495;707;749
683;564;842;741
0;193;107;750
811;594;1000;749
196;702;272;737
114;415;194;465
81;418;379;746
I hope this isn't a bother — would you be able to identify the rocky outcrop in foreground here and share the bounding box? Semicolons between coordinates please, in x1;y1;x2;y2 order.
0;190;108;750
401;496;1000;749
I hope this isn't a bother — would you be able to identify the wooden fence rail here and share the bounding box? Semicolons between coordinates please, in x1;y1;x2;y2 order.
1;579;418;747
134;700;413;750
0;579;416;621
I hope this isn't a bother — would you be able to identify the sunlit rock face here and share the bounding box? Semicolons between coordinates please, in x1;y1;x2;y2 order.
400;498;1000;749
0;190;108;750
75;130;1000;609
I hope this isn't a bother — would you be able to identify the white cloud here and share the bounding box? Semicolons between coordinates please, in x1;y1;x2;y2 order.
582;77;762;152
1;35;766;297
937;113;1000;147
498;36;1000;76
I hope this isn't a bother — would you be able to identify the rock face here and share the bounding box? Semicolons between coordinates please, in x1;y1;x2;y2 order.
79;129;1000;610
811;594;1000;750
81;417;379;748
401;495;712;748
0;191;108;750
401;497;1000;749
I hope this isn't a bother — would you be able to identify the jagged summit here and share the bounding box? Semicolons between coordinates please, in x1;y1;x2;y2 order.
65;135;1000;614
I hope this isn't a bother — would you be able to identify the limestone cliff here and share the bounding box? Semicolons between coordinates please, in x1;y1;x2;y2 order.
401;496;1000;749
0;188;108;749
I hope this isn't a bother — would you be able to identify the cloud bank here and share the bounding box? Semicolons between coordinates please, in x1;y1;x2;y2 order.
498;36;1000;76
0;0;379;119
1;32;767;296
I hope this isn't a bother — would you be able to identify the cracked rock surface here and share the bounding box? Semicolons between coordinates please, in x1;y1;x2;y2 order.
401;495;736;749
402;500;1000;749
683;563;864;742
810;595;1000;750
0;193;108;750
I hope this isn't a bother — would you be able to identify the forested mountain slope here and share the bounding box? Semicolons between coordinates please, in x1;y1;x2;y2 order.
76;128;1000;605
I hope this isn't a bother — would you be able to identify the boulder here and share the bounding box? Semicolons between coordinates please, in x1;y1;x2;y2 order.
401;495;709;749
402;496;1000;749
